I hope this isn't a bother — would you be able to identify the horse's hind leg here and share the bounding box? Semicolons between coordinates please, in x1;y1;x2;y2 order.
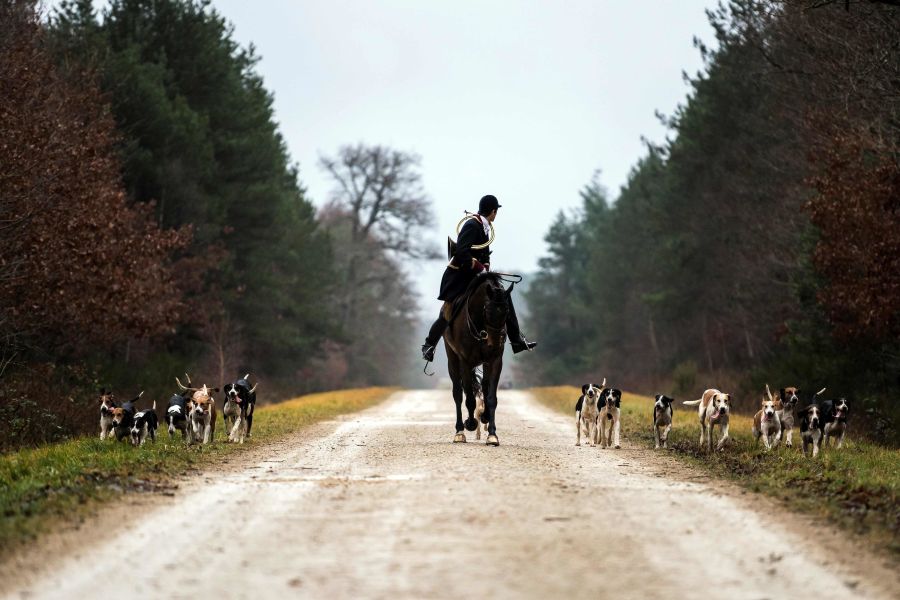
448;351;466;443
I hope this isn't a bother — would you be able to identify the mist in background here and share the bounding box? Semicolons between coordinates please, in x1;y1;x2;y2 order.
214;0;716;317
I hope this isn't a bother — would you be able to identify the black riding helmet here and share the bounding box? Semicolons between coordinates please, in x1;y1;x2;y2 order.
478;194;501;214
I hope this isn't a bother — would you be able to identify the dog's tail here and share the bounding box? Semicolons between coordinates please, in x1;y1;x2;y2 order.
682;399;702;406
152;399;157;411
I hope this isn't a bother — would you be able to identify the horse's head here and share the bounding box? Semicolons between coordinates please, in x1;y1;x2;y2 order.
483;281;510;329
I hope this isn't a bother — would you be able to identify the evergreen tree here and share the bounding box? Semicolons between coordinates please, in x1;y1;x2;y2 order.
49;0;336;382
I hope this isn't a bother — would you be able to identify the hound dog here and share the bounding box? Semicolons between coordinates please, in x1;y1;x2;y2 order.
682;389;731;451
575;379;605;446
165;393;191;440
821;397;850;449
653;394;675;449
176;377;218;444
752;391;781;450
774;385;801;447
130;401;159;446
110;392;144;442
98;388;118;440
223;374;258;444
798;403;823;457
598;387;622;449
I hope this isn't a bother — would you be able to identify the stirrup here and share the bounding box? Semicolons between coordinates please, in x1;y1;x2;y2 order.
421;343;436;362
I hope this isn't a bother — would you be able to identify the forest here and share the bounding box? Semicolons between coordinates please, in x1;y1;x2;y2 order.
524;0;899;441
0;0;424;447
2;0;898;448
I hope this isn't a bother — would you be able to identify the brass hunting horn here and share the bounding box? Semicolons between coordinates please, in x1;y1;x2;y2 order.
447;212;495;262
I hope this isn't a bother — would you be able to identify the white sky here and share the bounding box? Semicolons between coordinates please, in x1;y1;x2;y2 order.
212;1;716;317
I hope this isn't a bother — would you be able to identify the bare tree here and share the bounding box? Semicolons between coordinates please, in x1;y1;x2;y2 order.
318;144;437;380
319;144;439;259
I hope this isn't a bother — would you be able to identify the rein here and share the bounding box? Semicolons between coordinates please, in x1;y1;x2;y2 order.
465;286;507;343
422;272;524;375
490;272;523;284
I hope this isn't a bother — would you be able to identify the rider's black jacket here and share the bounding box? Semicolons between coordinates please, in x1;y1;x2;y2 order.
438;215;491;302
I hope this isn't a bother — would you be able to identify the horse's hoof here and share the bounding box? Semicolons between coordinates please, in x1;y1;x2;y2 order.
453;433;467;443
486;435;499;446
464;417;478;432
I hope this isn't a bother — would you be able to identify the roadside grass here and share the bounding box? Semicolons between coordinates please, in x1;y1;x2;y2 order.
0;387;397;558
531;386;900;558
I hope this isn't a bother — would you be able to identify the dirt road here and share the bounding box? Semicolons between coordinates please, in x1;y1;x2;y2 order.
5;390;897;599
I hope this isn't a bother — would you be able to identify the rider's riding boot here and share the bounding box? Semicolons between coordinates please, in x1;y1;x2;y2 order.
510;336;537;354
422;314;448;361
506;296;537;354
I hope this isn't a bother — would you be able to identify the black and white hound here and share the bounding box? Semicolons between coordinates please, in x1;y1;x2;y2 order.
653;394;675;449
821;396;850;449
98;388;118;440
223;374;258;444
165;392;191;441
575;380;605;446
598;388;623;449
130;401;159;446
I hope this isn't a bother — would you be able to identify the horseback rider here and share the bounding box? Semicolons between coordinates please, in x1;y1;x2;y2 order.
421;194;537;362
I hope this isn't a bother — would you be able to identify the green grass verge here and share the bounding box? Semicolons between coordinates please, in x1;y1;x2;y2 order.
531;386;900;557
0;387;397;558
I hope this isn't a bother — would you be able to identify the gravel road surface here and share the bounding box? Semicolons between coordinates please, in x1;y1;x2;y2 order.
6;390;897;599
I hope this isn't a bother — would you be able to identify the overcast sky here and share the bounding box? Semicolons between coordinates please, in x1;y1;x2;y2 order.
213;0;716;317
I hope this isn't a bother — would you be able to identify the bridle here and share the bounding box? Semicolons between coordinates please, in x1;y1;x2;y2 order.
422;273;523;375
466;284;508;343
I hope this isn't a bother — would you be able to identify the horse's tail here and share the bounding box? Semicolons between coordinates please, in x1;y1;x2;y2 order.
472;369;483;389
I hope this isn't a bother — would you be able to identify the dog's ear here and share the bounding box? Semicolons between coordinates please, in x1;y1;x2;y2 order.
725;394;732;404
779;388;786;401
582;384;590;395
211;387;220;393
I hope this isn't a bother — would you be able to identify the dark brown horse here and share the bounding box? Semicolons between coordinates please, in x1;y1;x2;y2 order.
443;273;511;446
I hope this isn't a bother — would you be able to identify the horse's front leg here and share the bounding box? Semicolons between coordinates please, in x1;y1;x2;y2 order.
482;359;501;446
448;351;466;443
463;371;478;432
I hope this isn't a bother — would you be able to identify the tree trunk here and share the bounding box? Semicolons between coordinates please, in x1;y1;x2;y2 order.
217;341;226;390
718;320;729;367
702;314;714;372
648;313;660;367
